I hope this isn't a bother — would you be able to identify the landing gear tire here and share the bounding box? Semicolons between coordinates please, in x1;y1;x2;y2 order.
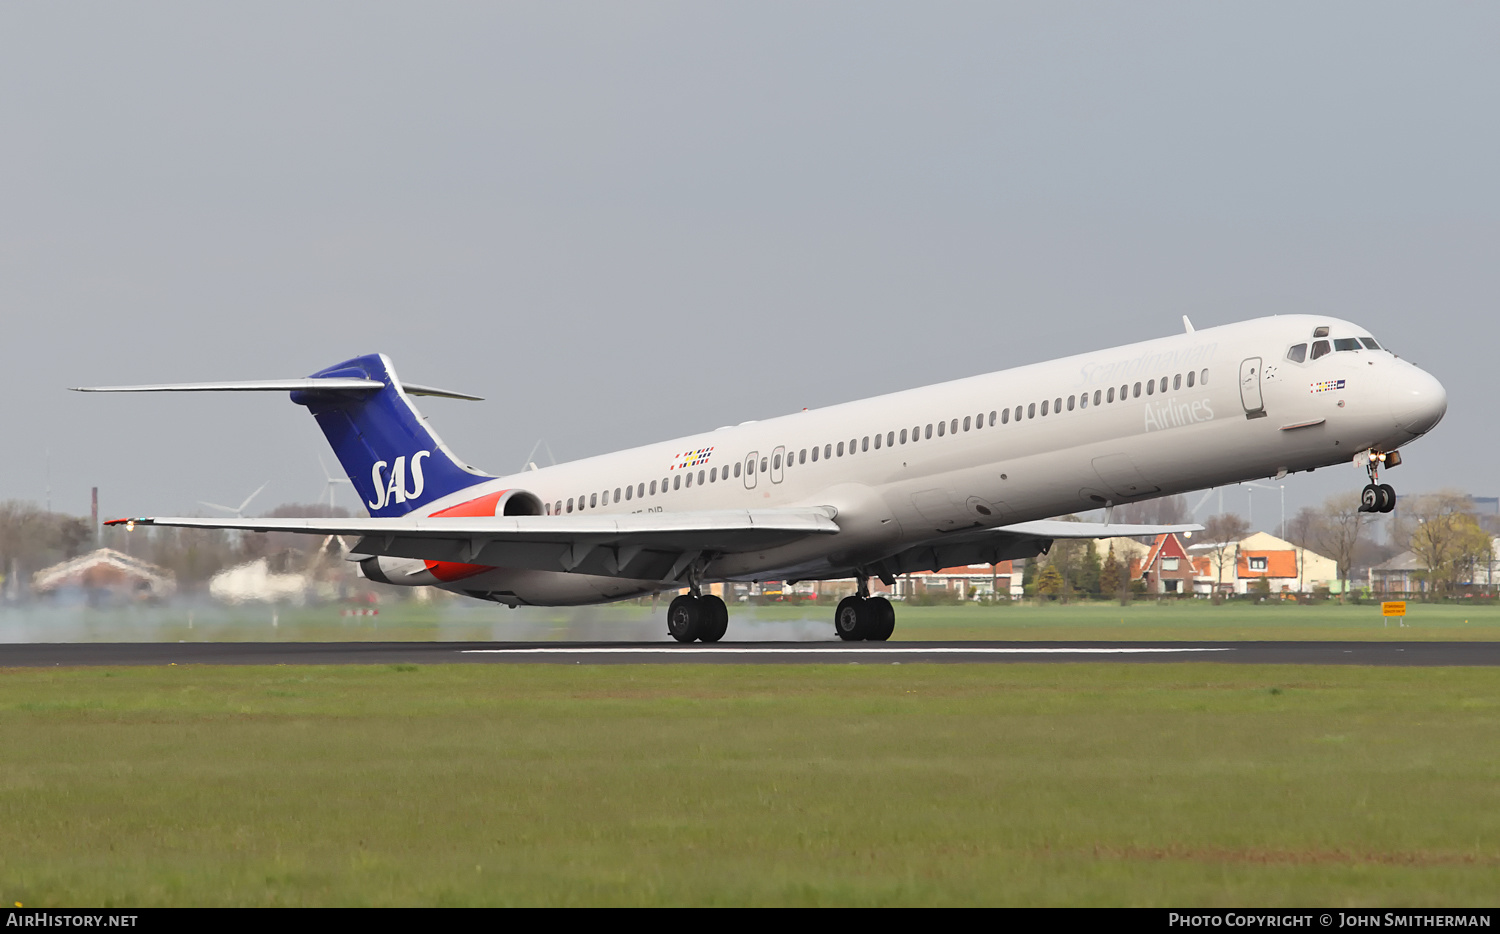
867;596;896;642
835;596;869;641
699;594;729;643
1360;484;1381;513
1378;483;1397;513
667;594;704;643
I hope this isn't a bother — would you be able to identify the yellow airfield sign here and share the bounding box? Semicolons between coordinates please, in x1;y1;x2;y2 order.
1382;601;1407;617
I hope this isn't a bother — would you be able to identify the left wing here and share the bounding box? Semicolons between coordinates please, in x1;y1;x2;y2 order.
107;509;839;580
998;520;1203;539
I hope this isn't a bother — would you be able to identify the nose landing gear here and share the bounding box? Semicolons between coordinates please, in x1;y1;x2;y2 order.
1358;451;1397;514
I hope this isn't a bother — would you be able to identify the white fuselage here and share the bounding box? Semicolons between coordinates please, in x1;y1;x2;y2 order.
400;315;1446;605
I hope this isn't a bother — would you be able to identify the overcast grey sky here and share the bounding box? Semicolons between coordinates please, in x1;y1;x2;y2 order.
2;2;1496;527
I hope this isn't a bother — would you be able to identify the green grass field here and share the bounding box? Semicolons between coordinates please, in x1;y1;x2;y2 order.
3;663;1499;906
886;600;1500;642
5;598;1498;643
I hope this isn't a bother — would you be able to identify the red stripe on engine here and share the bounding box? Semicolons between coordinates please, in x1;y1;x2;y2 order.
430;490;507;518
423;490;508;581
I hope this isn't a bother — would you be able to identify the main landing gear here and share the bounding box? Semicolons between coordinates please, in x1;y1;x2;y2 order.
664;577;899;644
1358;450;1398;514
833;578;896;642
667;592;729;643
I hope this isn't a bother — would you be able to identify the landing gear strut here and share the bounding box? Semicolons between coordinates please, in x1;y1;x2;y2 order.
834;577;896;642
1358;451;1397;514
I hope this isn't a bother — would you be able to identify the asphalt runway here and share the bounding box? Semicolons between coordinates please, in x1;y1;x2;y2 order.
4;641;1500;667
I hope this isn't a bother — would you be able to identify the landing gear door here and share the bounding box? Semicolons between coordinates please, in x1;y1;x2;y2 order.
770;446;786;484
744;451;759;490
1239;357;1266;419
1091;454;1161;498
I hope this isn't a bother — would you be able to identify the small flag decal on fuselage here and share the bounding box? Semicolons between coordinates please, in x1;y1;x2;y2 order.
1310;379;1346;393
671;446;714;470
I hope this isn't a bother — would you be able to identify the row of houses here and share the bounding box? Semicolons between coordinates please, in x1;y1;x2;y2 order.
1121;531;1343;596
1092;531;1500;597
770;531;1347;600
861;531;1349;599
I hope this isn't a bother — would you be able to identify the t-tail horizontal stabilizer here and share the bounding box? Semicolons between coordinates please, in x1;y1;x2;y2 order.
72;378;482;400
74;353;491;518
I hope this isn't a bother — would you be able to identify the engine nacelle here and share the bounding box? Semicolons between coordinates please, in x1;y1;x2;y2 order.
357;555;438;587
432;487;543;519
357;486;545;587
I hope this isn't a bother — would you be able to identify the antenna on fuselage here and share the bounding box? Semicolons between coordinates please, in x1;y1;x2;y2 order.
1182;315;1195;334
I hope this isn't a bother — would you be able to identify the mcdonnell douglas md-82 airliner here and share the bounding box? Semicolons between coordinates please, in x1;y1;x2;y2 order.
83;314;1445;642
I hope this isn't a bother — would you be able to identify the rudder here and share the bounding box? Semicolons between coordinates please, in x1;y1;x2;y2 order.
291;354;490;517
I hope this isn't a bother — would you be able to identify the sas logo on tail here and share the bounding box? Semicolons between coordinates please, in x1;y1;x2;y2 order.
368;451;431;510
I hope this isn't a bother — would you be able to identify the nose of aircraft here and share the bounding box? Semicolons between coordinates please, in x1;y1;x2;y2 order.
1389;364;1447;436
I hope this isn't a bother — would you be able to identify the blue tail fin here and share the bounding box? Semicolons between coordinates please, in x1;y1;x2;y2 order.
291;354;490;517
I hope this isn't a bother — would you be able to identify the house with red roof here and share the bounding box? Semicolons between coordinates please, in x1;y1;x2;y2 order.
1131;533;1207;595
1235;548;1299;589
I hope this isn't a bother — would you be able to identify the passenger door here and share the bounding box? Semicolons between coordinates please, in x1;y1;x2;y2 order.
1240;357;1266;419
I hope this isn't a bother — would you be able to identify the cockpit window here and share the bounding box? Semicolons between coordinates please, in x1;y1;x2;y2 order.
1311;340;1331;360
1334;338;1362;352
1286;343;1307;363
1360;337;1381;350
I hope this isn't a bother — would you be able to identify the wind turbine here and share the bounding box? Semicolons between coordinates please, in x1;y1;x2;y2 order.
312;455;355;566
1241;481;1285;538
1189;487;1221;519
520;438;557;473
317;454;354;509
200;481;269;518
198;481;268;548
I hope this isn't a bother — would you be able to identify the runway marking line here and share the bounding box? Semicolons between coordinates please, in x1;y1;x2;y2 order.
459;647;1234;655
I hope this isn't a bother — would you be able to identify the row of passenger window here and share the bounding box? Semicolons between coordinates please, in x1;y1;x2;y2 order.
1003;368;1212;423
548;465;736;515
541;367;1212;515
